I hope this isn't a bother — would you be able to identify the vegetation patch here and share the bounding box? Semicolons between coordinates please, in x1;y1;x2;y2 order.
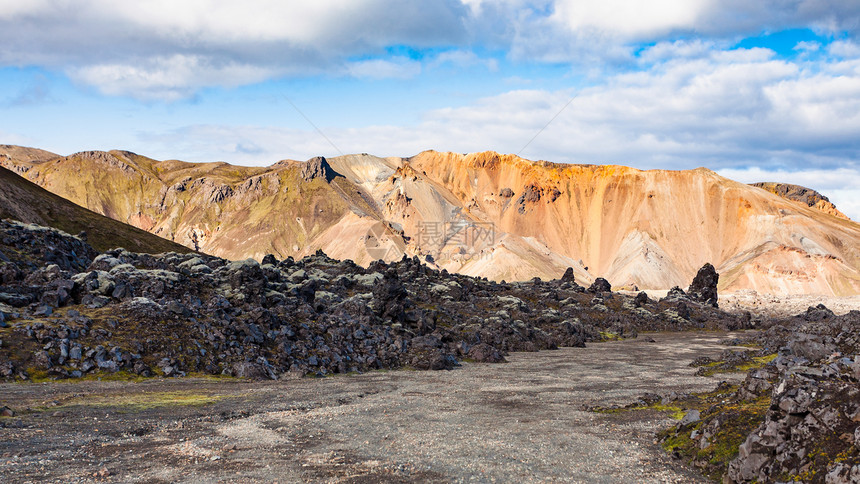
42;391;226;412
657;385;770;481
692;351;776;376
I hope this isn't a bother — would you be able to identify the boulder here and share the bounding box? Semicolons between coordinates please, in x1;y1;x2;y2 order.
560;267;576;283
687;263;719;307
588;277;611;293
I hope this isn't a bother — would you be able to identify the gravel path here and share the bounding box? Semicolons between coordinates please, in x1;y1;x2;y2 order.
0;332;747;483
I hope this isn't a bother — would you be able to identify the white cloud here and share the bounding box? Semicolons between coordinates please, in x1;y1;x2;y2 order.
346;57;422;80
547;0;860;39
0;0;469;98
0;129;34;147
794;40;821;53
71;55;277;101
552;0;710;39
3;1;860;98
828;40;860;58
428;50;499;71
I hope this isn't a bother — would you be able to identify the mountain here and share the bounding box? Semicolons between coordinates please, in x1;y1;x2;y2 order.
2;146;859;296
750;182;849;220
0;165;192;254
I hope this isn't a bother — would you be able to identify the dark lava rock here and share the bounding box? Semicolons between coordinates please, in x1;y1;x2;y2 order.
687;262;719;307
588;277;612;293
516;184;542;213
467;343;506;363
664;308;860;482
301;156;335;182
663;286;688;301
561;267;576;283
0;218;747;385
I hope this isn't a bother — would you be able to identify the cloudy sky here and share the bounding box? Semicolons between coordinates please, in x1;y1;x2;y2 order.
2;0;860;219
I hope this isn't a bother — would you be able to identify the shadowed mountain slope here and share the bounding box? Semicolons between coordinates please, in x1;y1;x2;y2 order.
0;166;192;254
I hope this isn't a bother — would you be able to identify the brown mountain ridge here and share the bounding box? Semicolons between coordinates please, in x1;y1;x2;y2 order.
2;146;859;296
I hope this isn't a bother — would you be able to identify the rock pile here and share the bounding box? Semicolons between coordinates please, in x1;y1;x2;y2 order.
661;305;860;483
0;219;746;381
726;307;860;483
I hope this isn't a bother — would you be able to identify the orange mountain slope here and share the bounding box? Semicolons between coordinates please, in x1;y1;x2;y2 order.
2;146;859;296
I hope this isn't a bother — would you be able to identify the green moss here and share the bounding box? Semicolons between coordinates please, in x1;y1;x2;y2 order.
697;353;776;376
592;401;686;420
23;368;51;382
598;331;621;341
659;392;770;481
737;353;778;371
76;370;148;383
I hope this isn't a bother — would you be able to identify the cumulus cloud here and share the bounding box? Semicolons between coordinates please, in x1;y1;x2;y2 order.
0;0;469;99
70;55;278;101
2;1;860;98
143;42;860;168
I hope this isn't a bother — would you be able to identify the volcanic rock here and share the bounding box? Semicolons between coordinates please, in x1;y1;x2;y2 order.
687;263;719;307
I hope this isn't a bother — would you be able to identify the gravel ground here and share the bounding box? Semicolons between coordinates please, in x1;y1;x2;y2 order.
0;332;748;483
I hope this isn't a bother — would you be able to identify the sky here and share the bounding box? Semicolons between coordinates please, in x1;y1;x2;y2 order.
1;0;860;219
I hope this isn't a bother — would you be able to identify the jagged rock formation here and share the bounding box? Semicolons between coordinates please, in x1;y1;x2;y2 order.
300;156;334;182
0;219;746;381
2;146;860;296
688;263;719;308
751;182;850;220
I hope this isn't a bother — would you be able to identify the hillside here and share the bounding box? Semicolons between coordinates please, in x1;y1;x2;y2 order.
2;146;859;296
0;166;192;254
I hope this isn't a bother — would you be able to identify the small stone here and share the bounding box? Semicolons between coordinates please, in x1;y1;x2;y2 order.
0;406;14;417
33;305;53;317
679;409;701;427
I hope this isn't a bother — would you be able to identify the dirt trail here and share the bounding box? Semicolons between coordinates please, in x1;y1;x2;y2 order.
0;332;748;483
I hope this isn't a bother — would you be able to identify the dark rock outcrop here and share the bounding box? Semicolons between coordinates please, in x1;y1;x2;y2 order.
301;156;334;182
588;278;612;293
688;263;719;307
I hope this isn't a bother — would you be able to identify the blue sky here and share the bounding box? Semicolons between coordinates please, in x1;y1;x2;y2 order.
2;0;860;219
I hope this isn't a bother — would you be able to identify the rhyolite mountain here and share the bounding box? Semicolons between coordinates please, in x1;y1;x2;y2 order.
2;145;859;296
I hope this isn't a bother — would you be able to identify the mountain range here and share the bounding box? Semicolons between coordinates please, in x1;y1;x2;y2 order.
2;145;859;296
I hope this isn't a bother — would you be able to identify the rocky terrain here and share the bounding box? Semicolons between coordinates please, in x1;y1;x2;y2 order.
2;218;860;482
659;306;860;483
3;146;860;296
0;218;743;383
0;332;743;484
